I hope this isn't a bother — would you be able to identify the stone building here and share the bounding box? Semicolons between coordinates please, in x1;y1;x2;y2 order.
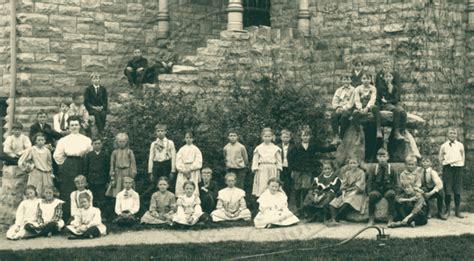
0;0;473;221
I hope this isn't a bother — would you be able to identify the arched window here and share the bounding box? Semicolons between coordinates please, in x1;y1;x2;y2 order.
243;0;271;27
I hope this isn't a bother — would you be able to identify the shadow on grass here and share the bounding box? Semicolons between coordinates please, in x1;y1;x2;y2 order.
0;235;473;260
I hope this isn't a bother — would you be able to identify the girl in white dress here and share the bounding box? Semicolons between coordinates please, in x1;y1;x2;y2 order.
211;173;252;222
173;181;206;226
251;128;282;197
254;178;299;228
175;132;203;196
66;193;106;239
6;185;40;240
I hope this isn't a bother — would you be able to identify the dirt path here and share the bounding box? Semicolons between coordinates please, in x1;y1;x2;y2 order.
1;213;473;251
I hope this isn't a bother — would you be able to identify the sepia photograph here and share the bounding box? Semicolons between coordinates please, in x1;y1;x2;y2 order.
0;0;473;260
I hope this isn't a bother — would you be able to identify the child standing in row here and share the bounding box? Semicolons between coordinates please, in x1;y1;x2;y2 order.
223;129;249;190
211;173;252;222
175;132;203;196
289;127;336;208
420;157;446;220
254;178;299;228
66;193;107;240
106;133;137;197
439;128;465;218
0;122;31;166
18;133;53;196
251;128;282;197
83;138;110;215
6;186;40;240
141;177;177;225
147;124;177;190
278;129;294;198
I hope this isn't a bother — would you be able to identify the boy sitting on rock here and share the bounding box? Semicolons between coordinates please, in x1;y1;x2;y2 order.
124;47;148;88
331;73;355;144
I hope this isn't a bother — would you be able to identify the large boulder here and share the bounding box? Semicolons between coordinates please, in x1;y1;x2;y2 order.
359;111;426;129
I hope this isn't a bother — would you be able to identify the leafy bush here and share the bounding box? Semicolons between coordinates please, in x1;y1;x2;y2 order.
106;76;329;186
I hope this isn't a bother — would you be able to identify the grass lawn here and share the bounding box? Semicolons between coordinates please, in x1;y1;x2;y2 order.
0;235;472;260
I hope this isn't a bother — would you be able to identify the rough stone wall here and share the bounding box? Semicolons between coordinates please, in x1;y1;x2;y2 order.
270;0;298;30
0;0;11;97
168;0;227;56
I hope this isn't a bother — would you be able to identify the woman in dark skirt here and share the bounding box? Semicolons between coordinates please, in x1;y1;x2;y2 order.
53;116;92;221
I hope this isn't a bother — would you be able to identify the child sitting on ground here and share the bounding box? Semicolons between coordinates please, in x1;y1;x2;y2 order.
301;160;342;225
106;133;137;197
18;132;53;197
6;185;40;240
115;177;140;227
66;193;106;240
254;178;299;229
0;122;31;166
211;172;252;222
141;177;177;225
199;167;219;214
390;183;428;228
70;175;94;220
329;158;366;224
24;186;64;238
173;181;207;226
420;156;446;220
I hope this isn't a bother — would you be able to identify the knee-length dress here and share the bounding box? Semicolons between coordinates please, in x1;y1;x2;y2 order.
172;194;204;225
106;148;137;197
251;143;282;197
6;198;40;240
141;191;177;224
175;144;202;196
18;146;53;196
254;189;299;228
330;168;367;213
211;187;252;222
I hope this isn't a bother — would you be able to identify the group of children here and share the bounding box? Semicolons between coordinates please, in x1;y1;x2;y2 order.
2;57;467;241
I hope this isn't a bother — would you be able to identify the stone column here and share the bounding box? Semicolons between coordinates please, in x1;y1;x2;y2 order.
298;0;310;36
227;0;244;31
157;0;170;38
468;0;474;31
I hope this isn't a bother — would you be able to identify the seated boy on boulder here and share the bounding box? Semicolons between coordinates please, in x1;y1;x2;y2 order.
367;148;398;226
124;47;148;88
375;68;407;140
331;73;355;144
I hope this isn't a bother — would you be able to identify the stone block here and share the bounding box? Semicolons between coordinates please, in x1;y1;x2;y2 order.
49;15;77;29
127;3;144;14
71;42;98;54
82;55;108;71
18;37;49;52
105;33;123;42
172;65;199;74
80;0;101;11
35;53;59;63
31;73;53;85
220;30;250;41
34;2;58;14
98;41;121;54
100;2;127;14
383;23;404;33
17;13;49;26
59;5;81;16
104;21;120;33
63;33;83;41
17;0;34;12
53;76;77;89
17;53;35;63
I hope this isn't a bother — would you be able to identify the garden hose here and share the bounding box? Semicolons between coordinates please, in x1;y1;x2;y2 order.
229;225;390;260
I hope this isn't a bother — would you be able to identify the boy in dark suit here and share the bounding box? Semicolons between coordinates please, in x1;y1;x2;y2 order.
83;137;110;218
367;148;398;226
29;110;59;147
351;58;364;87
84;72;108;134
124;48;148;88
